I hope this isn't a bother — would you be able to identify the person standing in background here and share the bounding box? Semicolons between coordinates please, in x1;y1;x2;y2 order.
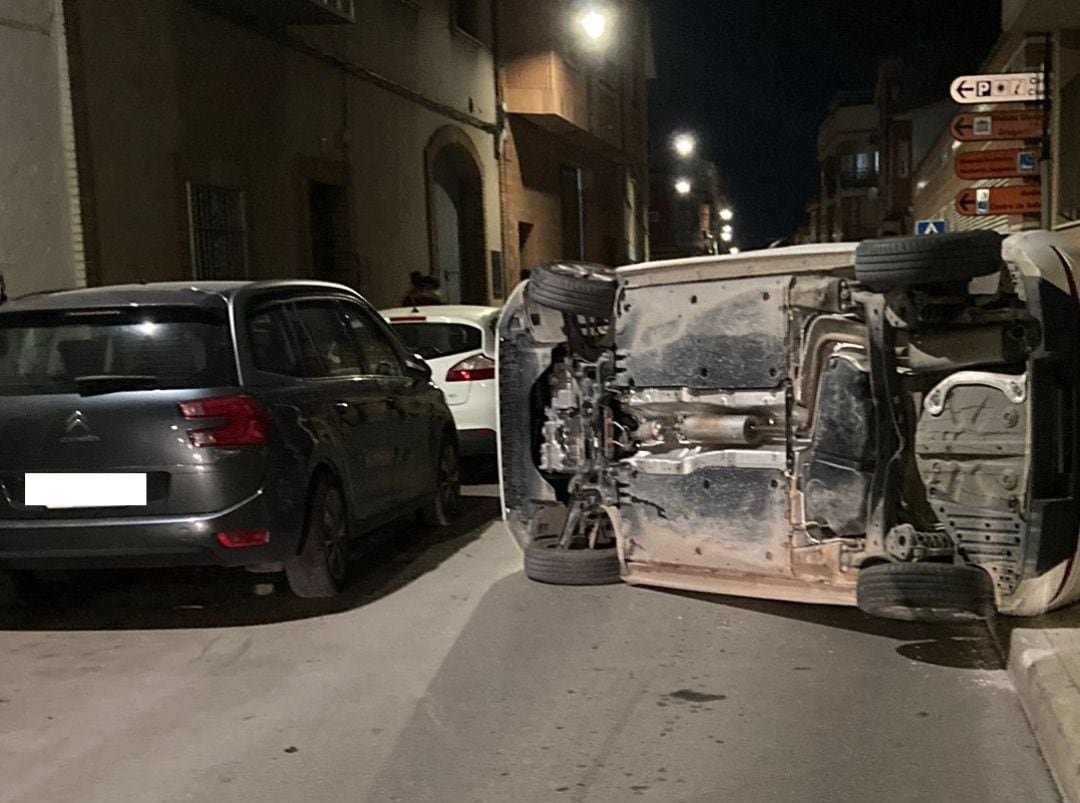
402;271;444;307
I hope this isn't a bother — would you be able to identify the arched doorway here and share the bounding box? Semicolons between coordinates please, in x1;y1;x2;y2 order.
426;127;487;305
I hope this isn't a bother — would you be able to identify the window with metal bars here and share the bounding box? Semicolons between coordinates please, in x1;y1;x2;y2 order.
187;183;248;280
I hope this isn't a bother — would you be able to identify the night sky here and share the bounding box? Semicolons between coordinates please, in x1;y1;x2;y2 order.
648;0;1002;249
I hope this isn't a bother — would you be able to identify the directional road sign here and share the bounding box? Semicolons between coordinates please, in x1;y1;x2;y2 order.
954;148;1041;180
950;72;1045;104
949;110;1045;142
956;185;1042;217
916;220;948;235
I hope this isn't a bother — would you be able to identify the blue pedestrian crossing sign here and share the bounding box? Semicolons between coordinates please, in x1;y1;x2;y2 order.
916;219;949;236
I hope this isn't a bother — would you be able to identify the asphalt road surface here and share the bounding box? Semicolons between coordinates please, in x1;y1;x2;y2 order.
0;487;1058;803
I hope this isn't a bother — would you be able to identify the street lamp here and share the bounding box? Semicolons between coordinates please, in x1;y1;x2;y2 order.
576;5;613;50
729;247;741;255
719;208;734;222
673;133;696;159
674;178;692;195
721;223;733;235
579;9;608;40
720;230;733;243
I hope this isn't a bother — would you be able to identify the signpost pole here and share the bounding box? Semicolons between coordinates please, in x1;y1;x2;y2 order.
1040;32;1053;231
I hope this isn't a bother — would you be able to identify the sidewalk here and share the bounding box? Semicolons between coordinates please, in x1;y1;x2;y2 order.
1002;605;1080;803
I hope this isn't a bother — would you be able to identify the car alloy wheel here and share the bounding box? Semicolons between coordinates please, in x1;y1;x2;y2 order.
285;476;350;599
424;439;461;526
320;485;349;585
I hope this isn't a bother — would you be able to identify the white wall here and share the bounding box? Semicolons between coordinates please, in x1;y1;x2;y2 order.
0;0;79;298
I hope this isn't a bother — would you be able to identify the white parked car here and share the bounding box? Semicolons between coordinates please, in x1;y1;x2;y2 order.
499;236;1080;623
382;305;499;456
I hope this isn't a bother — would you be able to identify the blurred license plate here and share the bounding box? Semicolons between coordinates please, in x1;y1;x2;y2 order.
24;473;147;509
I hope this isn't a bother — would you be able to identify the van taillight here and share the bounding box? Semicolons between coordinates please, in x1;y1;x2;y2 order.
178;395;270;447
446;354;495;382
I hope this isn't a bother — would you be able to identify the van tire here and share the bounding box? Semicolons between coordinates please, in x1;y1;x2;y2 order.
854;231;1003;291
856;562;994;623
527;262;617;318
523;536;622;586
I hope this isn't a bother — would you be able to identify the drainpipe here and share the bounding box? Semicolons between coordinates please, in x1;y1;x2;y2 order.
56;0;87;288
492;0;511;297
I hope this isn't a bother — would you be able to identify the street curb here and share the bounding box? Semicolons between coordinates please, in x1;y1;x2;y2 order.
1007;628;1080;803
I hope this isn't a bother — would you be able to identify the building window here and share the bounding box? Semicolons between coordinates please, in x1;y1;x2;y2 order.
451;0;480;39
839;150;878;188
895;144;910;179
187;183;247;280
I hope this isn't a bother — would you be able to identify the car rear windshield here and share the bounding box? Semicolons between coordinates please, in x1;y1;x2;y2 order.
390;322;482;360
0;306;237;396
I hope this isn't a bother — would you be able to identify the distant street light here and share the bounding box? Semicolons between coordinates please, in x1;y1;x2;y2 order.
673;133;697;159
674;178;692;195
578;8;610;42
720;230;734;243
719;208;734;222
729;247;741;255
721;223;733;235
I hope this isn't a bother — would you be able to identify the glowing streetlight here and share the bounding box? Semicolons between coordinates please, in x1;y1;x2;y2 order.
579;8;609;42
674;178;692;195
720;230;734;243
673;133;697;159
721;223;733;235
719;208;734;222
729;247;741;255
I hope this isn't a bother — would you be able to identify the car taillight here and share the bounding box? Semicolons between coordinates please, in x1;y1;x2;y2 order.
446;354;495;382
178;395;270;447
216;530;270;548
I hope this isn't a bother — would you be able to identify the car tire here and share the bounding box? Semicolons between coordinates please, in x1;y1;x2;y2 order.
527;262;618;318
422;437;461;527
854;231;1003;291
856;561;995;623
523;536;622;586
285;475;350;599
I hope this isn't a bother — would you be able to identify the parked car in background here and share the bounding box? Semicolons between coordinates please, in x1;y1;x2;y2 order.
499;233;1080;622
0;281;460;601
382;305;499;457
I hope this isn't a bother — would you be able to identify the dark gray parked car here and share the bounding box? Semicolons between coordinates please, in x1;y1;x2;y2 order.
0;281;460;599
